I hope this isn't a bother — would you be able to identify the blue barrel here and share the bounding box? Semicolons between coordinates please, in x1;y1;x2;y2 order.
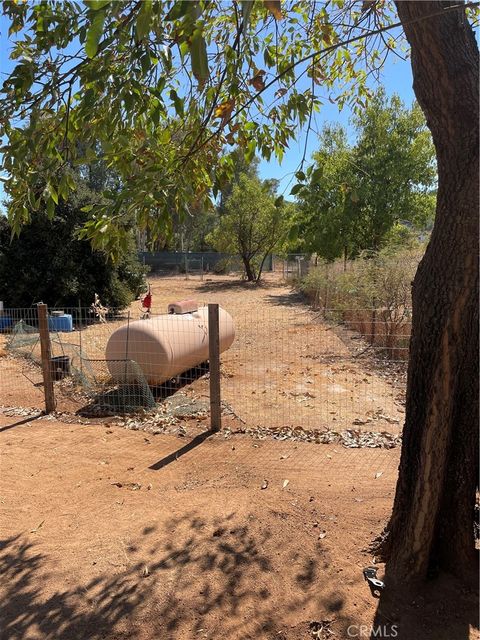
48;314;73;332
0;316;13;330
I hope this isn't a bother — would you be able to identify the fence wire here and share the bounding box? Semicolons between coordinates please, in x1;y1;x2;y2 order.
221;310;407;439
0;301;408;439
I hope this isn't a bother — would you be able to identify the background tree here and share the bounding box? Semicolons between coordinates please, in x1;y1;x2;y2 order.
0;180;146;309
207;174;293;282
297;91;436;262
217;150;261;217
1;0;478;587
296;125;360;263
351;90;436;249
169;203;217;252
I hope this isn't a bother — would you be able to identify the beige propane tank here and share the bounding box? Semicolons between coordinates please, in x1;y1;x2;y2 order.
105;306;234;385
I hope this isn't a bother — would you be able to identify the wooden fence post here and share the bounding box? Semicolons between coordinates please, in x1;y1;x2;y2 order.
37;303;55;413
208;303;222;432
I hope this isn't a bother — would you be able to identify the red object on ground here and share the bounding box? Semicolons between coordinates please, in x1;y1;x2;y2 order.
142;290;152;311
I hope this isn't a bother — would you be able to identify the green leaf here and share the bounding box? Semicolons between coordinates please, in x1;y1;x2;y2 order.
274;195;284;207
58;174;69;200
140;52;152;74
295;170;306;181
48;183;59;204
245;139;256;163
46;197;55;218
190;29;209;86
88;0;110;9
290;183;303;195
85;9;106;58
169;89;184;117
165;1;191;21
136;0;152;41
310;167;323;185
65;173;77;191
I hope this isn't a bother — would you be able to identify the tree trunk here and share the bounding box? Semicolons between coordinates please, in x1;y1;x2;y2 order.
256;252;270;283
242;255;256;281
380;1;479;583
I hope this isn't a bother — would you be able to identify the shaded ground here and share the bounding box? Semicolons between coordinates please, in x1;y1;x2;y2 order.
1;414;477;639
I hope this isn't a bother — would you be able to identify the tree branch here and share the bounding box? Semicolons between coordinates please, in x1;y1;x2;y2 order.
179;1;478;166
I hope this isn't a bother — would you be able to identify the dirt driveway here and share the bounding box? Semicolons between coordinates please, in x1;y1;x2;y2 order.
146;275;405;434
0;273;476;639
1;412;397;640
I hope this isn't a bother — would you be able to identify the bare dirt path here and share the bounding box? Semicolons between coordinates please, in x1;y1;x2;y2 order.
143;274;405;433
1;414;476;640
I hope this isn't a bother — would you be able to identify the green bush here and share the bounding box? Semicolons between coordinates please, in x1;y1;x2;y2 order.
0;185;147;309
300;247;423;314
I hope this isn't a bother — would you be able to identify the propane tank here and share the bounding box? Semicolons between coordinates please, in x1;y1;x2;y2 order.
105;306;234;385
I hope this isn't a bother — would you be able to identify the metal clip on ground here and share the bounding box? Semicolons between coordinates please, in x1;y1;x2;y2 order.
363;566;385;598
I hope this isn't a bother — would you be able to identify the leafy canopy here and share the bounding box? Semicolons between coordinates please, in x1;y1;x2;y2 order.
207;173;294;281
1;0;412;255
296;89;436;260
1;1;475;256
0;170;146;308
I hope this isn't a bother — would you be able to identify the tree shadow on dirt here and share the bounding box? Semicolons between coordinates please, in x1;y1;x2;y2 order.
1;512;360;639
1;533;147;640
196;278;285;294
370;566;479;640
265;291;307;308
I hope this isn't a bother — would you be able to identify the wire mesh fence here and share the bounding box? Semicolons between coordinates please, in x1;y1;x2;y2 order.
0;298;408;439
272;254;310;279
219;307;407;439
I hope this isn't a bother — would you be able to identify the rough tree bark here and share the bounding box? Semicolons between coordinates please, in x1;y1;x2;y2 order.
379;1;479;583
241;255;256;281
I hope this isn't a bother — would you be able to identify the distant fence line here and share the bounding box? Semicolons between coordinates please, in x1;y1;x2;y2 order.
138;251;311;277
138;251;257;274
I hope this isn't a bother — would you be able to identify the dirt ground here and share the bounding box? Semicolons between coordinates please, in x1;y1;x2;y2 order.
1;413;477;640
0;275;477;639
0;274;405;435
150;274;405;434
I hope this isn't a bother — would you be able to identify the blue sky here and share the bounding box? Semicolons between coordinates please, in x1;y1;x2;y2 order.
258;53;415;196
0;13;415;210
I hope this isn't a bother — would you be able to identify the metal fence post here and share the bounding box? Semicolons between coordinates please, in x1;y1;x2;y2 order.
37;303;55;413
208;303;222;432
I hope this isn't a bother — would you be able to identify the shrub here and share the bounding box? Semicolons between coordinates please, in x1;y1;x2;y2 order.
301;248;421;311
0;186;147;309
300;247;423;358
